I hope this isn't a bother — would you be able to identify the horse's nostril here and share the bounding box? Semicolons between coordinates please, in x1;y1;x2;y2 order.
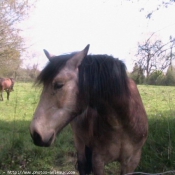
31;131;54;147
33;131;42;143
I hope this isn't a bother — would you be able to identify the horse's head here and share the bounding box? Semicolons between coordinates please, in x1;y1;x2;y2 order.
30;45;89;147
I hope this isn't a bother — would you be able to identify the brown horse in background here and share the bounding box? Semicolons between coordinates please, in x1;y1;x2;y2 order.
0;78;15;101
30;45;148;175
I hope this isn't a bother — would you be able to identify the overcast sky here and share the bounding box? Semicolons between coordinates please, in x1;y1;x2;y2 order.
21;0;175;71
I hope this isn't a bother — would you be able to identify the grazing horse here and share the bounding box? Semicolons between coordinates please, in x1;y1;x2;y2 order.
30;45;148;175
0;78;15;101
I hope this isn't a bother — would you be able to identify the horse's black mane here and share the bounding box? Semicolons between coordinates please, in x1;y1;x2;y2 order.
37;53;130;107
79;55;130;106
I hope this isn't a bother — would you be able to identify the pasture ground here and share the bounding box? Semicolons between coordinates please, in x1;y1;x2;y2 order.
0;83;175;174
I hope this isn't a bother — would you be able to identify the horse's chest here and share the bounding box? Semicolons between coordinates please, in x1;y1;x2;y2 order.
71;111;123;146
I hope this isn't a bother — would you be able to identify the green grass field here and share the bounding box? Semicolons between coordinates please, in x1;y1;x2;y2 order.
0;83;175;174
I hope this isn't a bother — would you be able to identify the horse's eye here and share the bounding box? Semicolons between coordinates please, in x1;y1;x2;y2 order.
53;83;64;90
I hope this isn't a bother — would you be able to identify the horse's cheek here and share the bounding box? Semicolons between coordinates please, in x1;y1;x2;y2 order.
59;83;78;108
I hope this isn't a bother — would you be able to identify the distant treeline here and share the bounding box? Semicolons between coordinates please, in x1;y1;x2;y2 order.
1;64;175;86
129;64;175;86
0;66;40;82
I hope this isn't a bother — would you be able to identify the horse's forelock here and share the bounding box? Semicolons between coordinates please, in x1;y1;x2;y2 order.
35;53;77;86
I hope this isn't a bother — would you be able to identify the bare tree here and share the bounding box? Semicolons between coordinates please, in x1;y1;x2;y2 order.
127;0;175;19
136;34;175;77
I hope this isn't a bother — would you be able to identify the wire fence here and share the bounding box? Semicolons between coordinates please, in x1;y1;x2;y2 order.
125;170;175;175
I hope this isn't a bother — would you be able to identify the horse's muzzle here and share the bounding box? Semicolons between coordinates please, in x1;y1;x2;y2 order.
30;130;54;147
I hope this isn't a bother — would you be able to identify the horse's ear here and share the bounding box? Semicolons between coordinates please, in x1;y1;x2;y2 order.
43;49;55;61
66;44;90;70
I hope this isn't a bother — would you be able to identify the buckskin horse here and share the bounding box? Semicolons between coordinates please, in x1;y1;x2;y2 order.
30;45;148;175
0;78;15;101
